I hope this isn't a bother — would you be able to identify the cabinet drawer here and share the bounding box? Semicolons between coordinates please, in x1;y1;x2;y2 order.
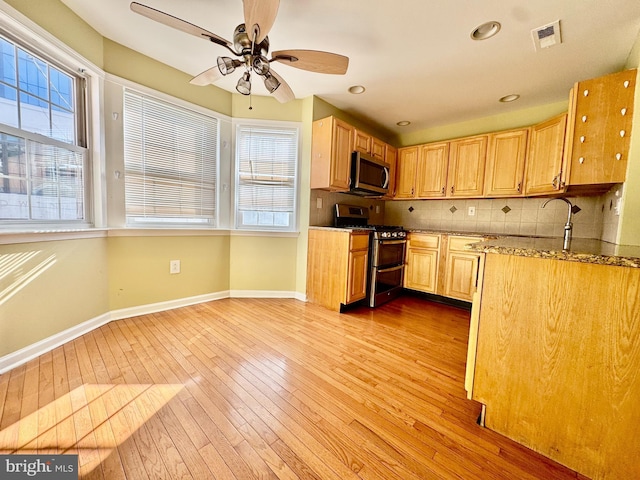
448;236;482;252
409;233;440;249
350;233;370;251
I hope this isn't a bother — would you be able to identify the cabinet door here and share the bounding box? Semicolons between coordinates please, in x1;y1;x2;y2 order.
395;147;419;198
384;144;397;198
447;135;487;197
524;114;567;195
331;118;354;190
353;130;371;154
444;251;480;301
346;249;368;303
416;142;449;198
371;137;386;161
404;248;439;293
484;129;528;197
566;69;636;185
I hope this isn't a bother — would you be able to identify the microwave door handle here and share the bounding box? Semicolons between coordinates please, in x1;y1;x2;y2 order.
382;167;389;189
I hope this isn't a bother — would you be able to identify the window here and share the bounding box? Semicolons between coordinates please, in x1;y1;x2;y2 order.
235;122;299;231
0;34;88;224
123;90;218;227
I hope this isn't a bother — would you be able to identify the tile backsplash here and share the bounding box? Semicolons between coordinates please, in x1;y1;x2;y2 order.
384;185;623;242
310;186;623;243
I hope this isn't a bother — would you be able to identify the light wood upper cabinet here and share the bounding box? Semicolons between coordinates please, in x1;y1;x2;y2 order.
447;135;488;197
371;137;387;161
354;129;386;161
395;146;419;198
384;144;398;198
311;116;353;191
353;129;372;155
523;113;568;196
416;142;449;198
565;68;636;185
484;128;529;197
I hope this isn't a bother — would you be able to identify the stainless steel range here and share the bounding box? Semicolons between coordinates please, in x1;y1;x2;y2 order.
334;204;407;307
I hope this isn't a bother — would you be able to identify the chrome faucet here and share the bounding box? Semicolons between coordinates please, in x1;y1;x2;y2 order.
542;197;574;250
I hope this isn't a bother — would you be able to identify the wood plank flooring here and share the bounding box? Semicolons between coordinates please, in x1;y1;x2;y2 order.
0;296;586;479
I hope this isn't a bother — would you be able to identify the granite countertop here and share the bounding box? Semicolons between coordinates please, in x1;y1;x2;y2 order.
467;236;640;268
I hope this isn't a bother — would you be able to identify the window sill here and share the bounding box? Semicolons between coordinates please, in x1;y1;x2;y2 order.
0;227;300;245
0;228;109;245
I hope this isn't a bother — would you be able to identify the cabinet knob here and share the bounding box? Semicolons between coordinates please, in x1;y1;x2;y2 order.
451;186;455;195
441;186;445;194
624;80;630;88
579;157;585;164
580;136;585;143
620;130;626;138
582;115;588;123
621;108;627;116
517;182;521;192
583;89;589;97
616;153;622;161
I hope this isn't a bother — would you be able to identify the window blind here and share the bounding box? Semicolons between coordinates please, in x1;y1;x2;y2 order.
123;90;218;226
235;124;298;230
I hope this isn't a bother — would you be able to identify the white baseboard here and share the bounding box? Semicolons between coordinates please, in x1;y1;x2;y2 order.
0;290;305;375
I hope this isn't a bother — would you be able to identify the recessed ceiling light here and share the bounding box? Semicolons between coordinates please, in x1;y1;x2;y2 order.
348;85;365;94
499;94;520;103
471;21;501;40
396;121;411;126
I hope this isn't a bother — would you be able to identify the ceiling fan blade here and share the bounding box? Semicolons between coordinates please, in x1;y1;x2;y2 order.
271;50;349;75
243;0;280;44
190;66;223;86
269;69;295;103
130;2;233;50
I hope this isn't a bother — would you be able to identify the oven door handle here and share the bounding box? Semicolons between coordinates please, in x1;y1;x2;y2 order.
376;264;404;274
376;239;406;245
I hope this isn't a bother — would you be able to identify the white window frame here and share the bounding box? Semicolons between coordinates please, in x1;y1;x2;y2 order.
233;119;300;233
0;29;91;229
122;88;220;228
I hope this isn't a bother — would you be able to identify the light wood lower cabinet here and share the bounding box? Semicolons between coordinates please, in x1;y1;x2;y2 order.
404;233;482;302
404;233;440;293
307;229;369;311
471;253;640;480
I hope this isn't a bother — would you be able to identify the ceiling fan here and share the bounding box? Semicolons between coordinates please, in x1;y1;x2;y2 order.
130;0;349;103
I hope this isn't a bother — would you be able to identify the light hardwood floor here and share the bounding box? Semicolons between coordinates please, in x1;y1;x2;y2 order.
0;296;586;479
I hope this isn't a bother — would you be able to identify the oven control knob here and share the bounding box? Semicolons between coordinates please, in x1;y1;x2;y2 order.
391;232;397;237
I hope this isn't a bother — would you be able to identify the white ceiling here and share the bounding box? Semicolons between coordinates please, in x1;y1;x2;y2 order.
60;0;640;137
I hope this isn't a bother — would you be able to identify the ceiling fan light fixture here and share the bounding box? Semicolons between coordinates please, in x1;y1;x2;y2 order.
471;21;501;40
348;85;365;94
252;55;270;75
263;72;280;93
217;56;237;75
499;94;520;103
236;71;252;95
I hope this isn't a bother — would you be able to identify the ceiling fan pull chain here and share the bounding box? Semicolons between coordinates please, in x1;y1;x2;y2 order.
249;93;253;110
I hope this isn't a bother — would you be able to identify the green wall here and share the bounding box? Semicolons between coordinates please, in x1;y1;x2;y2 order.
0;238;109;357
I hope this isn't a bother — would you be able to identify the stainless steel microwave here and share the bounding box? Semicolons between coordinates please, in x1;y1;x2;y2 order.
350;151;390;196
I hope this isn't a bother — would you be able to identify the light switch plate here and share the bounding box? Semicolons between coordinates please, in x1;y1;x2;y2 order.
468;206;476;216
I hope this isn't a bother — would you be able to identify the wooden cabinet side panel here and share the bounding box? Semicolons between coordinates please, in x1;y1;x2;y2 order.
474;254;640;480
306;229;349;310
310;118;333;189
384;145;397;198
568;69;636;185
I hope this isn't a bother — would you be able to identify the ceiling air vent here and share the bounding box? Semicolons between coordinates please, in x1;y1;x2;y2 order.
532;20;562;50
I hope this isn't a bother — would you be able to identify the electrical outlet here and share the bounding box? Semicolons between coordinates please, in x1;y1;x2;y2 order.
170;260;181;274
468;206;476;216
316;197;323;209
